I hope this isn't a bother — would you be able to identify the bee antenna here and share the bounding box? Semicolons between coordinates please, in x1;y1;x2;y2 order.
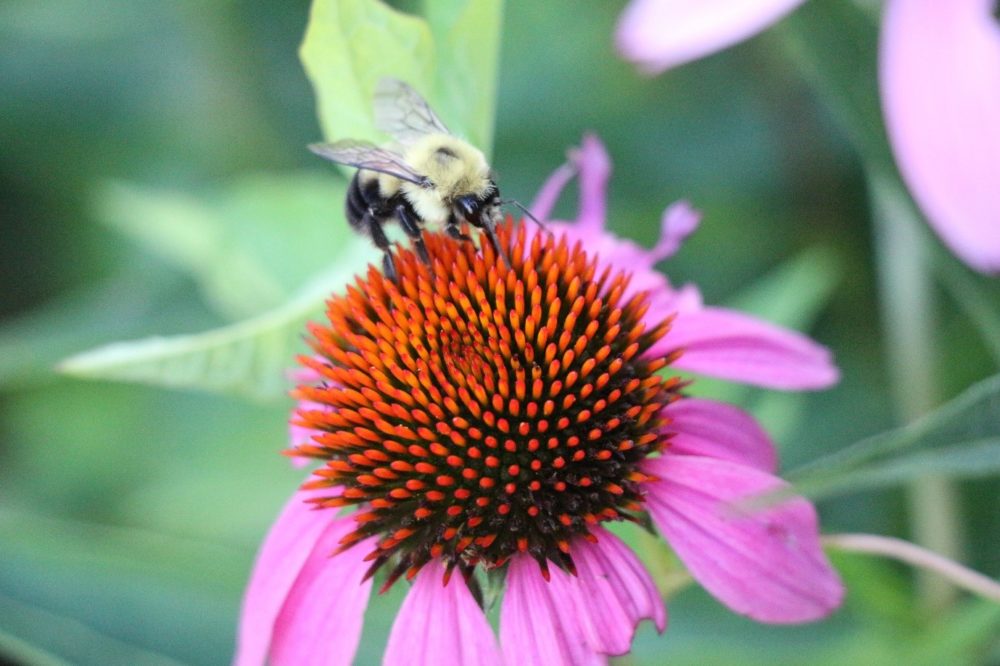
502;199;550;233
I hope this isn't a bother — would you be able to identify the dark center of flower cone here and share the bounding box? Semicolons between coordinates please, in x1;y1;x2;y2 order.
291;221;682;589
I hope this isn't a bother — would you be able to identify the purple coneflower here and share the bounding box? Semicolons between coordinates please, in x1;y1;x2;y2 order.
880;0;1000;275
236;135;843;665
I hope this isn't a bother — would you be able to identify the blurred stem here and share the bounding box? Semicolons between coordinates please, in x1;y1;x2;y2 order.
824;534;1000;604
870;173;963;611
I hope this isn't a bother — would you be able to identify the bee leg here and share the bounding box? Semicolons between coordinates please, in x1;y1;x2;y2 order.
483;220;512;270
365;211;397;281
395;204;429;264
381;253;398;283
445;221;474;244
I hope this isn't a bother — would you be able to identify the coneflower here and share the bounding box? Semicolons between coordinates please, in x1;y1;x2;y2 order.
236;135;843;665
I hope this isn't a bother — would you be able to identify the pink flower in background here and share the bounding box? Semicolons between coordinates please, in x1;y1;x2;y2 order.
235;135;843;665
616;0;1000;275
880;0;1000;275
616;0;807;73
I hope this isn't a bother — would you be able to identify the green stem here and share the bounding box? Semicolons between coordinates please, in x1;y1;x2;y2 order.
870;174;964;611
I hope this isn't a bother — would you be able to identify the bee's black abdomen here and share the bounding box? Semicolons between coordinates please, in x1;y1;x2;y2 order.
342;170;427;279
345;172;370;232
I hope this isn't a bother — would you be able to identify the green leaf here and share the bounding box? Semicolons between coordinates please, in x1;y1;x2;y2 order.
908;600;1000;665
934;251;1000;366
787;374;1000;500
0;624;69;666
94;173;349;320
800;439;1000;500
726;244;842;331
0;510;246;665
57;248;376;400
0;594;185;666
419;0;502;151
300;0;501;152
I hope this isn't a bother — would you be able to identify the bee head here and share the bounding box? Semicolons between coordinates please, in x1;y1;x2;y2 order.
455;182;501;228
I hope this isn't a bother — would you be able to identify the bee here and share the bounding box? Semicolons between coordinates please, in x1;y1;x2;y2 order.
309;78;515;280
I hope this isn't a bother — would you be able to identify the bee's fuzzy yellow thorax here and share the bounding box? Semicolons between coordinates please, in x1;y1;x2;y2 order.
404;134;491;202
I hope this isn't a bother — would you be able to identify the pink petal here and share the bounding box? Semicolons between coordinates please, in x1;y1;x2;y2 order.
571;134;612;233
616;0;807;73
234;489;339;666
565;200;701;297
552;528;666;655
529;134;610;233
880;0;1000;274
651;201;701;261
665;398;777;473
384;560;502;666
500;555;607;665
288;365;323;385
651;304;839;390
642;454;844;623
269;521;375;666
528;135;701;301
530;162;576;223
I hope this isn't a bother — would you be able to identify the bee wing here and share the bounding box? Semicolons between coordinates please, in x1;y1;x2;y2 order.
373;78;452;145
309;139;428;185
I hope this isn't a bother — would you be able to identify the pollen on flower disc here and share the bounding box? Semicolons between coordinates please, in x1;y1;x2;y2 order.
291;221;681;587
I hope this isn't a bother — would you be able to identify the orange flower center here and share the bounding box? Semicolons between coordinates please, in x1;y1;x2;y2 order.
291;222;681;588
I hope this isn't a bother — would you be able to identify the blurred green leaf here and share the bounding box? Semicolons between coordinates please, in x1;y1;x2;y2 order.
300;0;501;152
935;252;1000;367
787;374;1000;499
727;244;842;331
0;510;246;665
95;173;349;320
0;595;183;666
0;623;69;666
909;600;1000;665
57;250;375;400
801;439;1000;500
0;268;215;390
419;0;502;151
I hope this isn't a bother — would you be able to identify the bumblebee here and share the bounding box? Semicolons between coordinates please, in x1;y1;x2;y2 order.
310;78;508;280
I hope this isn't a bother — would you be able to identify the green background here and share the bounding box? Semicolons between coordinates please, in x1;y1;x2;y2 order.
2;0;999;663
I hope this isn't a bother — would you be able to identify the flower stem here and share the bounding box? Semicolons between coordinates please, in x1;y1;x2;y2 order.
824;534;1000;604
870;174;964;610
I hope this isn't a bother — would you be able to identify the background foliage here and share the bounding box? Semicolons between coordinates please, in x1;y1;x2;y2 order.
1;0;998;663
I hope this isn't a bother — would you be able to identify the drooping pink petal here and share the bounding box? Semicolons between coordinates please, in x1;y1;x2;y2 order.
530;161;577;223
269;522;375;666
616;0;808;73
571;134;612;233
500;555;607;665
651;201;701;261
563;200;702;297
653;282;703;315
664;398;777;472
642;454;844;623
529;134;610;232
880;0;1000;274
553;528;666;655
383;560;502;666
234;489;339;666
528;135;702;298
650;305;839;390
